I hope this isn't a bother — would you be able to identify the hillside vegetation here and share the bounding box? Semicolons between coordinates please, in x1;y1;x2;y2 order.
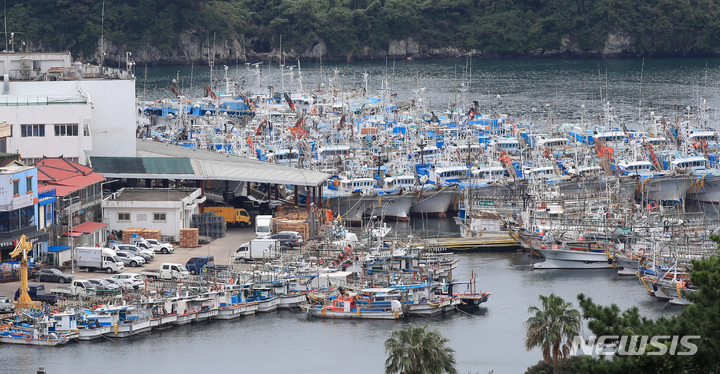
6;0;720;64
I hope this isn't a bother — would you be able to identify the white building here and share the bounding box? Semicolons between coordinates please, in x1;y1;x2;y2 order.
0;52;136;164
102;187;206;241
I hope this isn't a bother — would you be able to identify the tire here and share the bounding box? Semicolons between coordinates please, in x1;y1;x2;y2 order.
58;278;65;284
190;269;197;275
106;267;113;274
130;261;138;267
161;248;168;254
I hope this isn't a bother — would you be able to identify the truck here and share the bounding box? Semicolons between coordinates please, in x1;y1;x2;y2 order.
255;215;273;237
185;256;216;275
204;206;252;227
50;280;97;298
140;263;190;280
15;284;59;305
76;247;125;273
233;238;281;262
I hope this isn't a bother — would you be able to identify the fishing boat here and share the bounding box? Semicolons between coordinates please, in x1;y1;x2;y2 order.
306;295;403;320
441;272;492;311
0;317;78;346
90;305;152;338
215;285;259;319
531;240;618;269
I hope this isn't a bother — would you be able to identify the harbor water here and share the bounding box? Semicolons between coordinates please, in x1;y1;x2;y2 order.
0;217;683;373
5;58;719;373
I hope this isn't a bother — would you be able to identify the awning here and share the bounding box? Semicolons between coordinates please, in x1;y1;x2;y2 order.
47;246;71;252
62;232;83;237
71;221;108;233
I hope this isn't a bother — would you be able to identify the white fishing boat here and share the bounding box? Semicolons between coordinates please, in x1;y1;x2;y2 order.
532;241;618;269
215;286;259;319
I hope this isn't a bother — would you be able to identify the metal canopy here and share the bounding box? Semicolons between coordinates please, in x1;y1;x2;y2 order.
92;139;330;187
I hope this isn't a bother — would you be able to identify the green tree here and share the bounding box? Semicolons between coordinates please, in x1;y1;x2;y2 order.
384;324;458;374
525;293;583;374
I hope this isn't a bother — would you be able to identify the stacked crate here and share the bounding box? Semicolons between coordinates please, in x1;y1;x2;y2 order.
179;228;199;248
141;229;162;241
122;227;145;242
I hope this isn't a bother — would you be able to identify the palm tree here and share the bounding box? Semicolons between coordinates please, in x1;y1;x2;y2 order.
524;293;583;374
384;324;458;374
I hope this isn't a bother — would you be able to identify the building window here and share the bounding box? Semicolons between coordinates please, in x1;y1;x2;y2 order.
118;212;130;222
26;176;32;193
20;124;45;137
54;124;79;136
13;179;19;196
154;213;166;222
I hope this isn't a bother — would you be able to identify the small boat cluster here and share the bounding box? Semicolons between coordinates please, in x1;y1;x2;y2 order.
1;222;491;346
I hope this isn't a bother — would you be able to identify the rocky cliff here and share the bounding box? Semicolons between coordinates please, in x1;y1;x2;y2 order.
98;32;642;66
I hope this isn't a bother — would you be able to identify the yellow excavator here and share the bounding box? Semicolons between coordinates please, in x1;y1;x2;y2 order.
10;235;40;309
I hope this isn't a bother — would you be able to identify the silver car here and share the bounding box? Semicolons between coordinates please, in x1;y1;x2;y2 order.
0;296;15;313
86;278;121;292
115;251;146;267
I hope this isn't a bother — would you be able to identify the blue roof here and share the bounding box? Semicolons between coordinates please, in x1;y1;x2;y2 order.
47;246;71;252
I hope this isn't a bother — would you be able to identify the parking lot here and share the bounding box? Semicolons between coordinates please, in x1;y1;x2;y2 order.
0;226;257;298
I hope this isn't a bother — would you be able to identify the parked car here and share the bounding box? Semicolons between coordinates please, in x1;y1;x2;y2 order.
134;238;174;254
34;268;74;283
268;231;303;248
115;251;146;267
86;278;121;293
103;278;134;291
0;296;15;313
111;273;144;289
110;243;155;260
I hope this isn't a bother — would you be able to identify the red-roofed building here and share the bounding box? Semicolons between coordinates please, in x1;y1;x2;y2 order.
33;156;106;248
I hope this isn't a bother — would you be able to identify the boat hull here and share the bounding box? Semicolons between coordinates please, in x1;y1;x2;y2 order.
409;186;457;216
277;294;307;310
533;248;615;269
308;307;402;320
215;303;259;319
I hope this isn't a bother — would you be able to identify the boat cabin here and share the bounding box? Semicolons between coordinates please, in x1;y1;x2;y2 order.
329;295;356;312
617;161;655;176
338;177;377;193
316;145;352;161
415;145;441;161
670;156;707;171
472;166;508;181
431;165;470;185
267;149;301;165
384;175;417;189
493;138;520;155
525;166;559;180
537;137;569;149
593;131;627;144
